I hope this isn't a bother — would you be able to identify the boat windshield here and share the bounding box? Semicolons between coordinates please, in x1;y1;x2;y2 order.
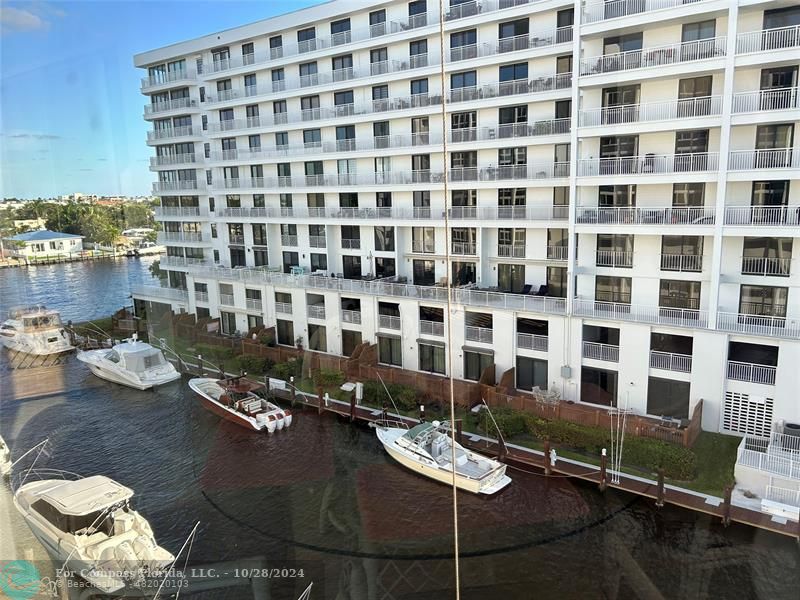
402;423;435;441
21;314;62;329
123;349;165;372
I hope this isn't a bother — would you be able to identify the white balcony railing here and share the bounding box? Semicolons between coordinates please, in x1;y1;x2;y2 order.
245;298;262;311
161;256;208;268
660;254;703;272
154;206;205;217
582;0;710;24
309;235;326;248
716;312;800;340
218;293;235;306
578;152;718;176
576;206;715;225
649;350;692;373
574;299;709;329
580;37;726;76
727;360;777;385
517;332;548;351
741;256;791;277
147;126;200;141
724;206;800;226
144;97;198;115
445;0;535;22
152;180;202;193
130;284;188;302
452;241;477;255
732;88;799;114
281;234;298;246
497;244;526;258
736;439;800;480
275;302;292;315
765;485;800;508
157;231;203;243
449;73;572;104
547;246;568;261
141;70;196;89
728;149;799;170
307;305;326;320
150;154;198;167
340;309;362;325
580;96;722;127
194;290;209;303
379;314;401;330
419;320;444;337
449;27;573;62
465;326;493;344
736;25;800;55
582;341;620;362
596;250;633;268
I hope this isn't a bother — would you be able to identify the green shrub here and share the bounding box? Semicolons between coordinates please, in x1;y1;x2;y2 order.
313;368;345;389
236;355;274;375
483;407;527;438
271;359;303;381
194;343;235;363
359;380;419;412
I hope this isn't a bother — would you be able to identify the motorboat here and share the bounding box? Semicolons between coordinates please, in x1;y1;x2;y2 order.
133;241;165;256
13;473;175;594
0;305;73;356
189;376;292;433
375;421;512;495
76;334;180;390
0;435;11;478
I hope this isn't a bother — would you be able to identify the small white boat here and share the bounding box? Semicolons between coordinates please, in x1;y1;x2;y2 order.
375;421;512;495
134;241;165;256
76;335;180;390
13;473;175;594
189;376;292;433
0;435;11;478
0;305;73;356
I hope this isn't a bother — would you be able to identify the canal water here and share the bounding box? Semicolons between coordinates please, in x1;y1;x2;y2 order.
1;260;799;599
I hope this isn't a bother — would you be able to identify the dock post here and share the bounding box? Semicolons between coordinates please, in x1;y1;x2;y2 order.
722;486;732;527
197;355;203;377
543;439;552;476
456;419;463;445
599;448;608;492
350;392;356;422
419;404;425;422
317;387;324;415
290;376;296;406
655;469;665;508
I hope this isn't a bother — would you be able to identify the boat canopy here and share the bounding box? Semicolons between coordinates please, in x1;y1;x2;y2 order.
38;475;134;516
120;348;166;372
402;422;435;442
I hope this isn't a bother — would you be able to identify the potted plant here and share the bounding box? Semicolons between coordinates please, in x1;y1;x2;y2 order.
295;336;304;351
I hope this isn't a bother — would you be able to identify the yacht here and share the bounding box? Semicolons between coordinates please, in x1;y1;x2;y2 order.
375;421;512;495
14;473;175;594
76;334;180;389
0;435;11;478
0;306;73;356
189;376;292;433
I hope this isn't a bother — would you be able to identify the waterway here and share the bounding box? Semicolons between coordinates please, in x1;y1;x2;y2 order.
0;259;798;599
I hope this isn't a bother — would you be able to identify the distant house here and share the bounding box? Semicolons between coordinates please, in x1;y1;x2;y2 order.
5;230;84;258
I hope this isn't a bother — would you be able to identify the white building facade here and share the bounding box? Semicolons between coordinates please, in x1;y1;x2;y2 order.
133;0;800;438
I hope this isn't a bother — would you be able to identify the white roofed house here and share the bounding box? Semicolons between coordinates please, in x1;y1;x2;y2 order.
5;230;84;259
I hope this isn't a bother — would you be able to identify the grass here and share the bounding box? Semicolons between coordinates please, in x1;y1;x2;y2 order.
666;431;739;496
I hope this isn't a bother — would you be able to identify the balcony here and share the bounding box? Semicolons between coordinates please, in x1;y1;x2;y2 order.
281;235;298;246
724;206;800;226
736;25;800;55
130;284;188;303
649;350;692;373
449;74;572;104
741;256;791;277
661;254;703;272
378;314;401;330
227;235;244;245
517;332;548;351
596;250;633;268
341;238;361;250
141;70;196;90
161;256;208;268
582;0;711;24
451;119;570;143
578;152;718;176
150;154;199;167
144;98;198;115
412;239;436;253
716;312;799;340
275;302;292;315
307;305;326;320
194;290;209;303
574;299;709;329
728;149;799;171
147;126;201;141
579;96;722;127
465;326;493;344
497;244;525;258
445;0;534;21
154;206;205;217
736;434;800;481
341;309;362;325
152;180;202;194
452;241;477;255
309;235;326;249
732;88;799;114
449;27;573;62
727;360;777;385
580;37;726;77
582;341;620;362
157;231;203;243
218;293;235;306
547;246;568;261
420;320;444;337
576;206;715;226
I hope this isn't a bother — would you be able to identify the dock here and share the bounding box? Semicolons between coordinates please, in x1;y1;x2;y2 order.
171;357;800;541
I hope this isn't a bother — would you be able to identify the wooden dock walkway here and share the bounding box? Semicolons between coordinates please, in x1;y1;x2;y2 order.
172;358;800;541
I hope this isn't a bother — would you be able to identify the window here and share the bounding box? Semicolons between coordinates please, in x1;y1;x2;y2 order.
599;185;636;207
739;285;788;318
464;350;493;381
659;279;701;311
244;73;256;90
742;237;792;277
451;71;477;89
375;257;395;278
377;192;392;207
342;330;362;357
647;378;691;419
412;227;435;253
298;26;316;45
516;357;547;391
334;90;354;107
581;367;618;407
672;183;705;207
276;320;294;346
378;336;402;367
498;264;525;293
252;223;267;246
332;54;353;73
556;54;572;74
499;18;528;41
452;261;476;285
419;343;446;374
310;253;327;272
220;311;237;335
374;226;395;251
450;29;477;60
661;236;703;272
411;78;428;95
370;47;388;74
282;251;299;273
596;234;633;268
410;39;427;56
308;324;327;352
303;129;321;146
595;275;631;304
681;20;716;42
499;62;527;82
413;259;436;285
369;9;387;36
331;18;351;44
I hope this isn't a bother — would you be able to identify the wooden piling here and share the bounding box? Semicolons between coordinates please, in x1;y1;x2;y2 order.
655;469;665;508
197;355;204;377
543;439;552;476
599;449;608;492
349;393;356;422
455;419;463;445
722;486;732;527
317;387;324;415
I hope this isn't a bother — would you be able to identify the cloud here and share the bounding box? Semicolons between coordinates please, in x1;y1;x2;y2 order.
2;132;62;140
78;168;94;172
0;7;47;32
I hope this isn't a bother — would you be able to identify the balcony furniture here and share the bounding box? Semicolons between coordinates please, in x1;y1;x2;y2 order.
536;285;549;296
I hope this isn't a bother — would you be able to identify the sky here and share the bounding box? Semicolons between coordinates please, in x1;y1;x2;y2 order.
0;0;320;199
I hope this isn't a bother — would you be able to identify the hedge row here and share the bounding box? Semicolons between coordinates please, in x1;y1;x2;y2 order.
482;407;697;480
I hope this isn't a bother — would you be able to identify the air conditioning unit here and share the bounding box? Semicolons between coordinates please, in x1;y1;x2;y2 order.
783;421;800;438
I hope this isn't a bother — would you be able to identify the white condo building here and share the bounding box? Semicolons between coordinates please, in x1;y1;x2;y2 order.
133;0;800;446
